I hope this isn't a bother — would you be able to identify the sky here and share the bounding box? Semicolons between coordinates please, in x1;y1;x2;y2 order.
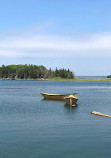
0;0;111;76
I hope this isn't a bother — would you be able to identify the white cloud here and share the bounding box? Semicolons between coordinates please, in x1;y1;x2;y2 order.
0;32;111;57
0;50;21;57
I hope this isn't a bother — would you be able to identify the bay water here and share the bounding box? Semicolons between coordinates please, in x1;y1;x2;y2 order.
0;80;111;158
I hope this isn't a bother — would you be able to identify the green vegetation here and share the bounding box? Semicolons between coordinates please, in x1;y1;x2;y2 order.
107;75;111;78
0;64;75;80
0;64;110;81
48;77;111;81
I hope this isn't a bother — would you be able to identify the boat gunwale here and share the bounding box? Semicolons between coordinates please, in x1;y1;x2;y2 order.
41;92;77;96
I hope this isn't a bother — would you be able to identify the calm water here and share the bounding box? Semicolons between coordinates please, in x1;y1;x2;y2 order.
0;80;111;158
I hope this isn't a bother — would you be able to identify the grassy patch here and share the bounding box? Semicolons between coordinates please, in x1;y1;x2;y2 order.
47;77;111;82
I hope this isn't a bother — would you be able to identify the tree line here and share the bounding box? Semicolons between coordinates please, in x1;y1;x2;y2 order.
107;75;111;78
0;64;75;80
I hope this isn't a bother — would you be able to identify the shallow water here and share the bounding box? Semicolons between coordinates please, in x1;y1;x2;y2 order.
77;76;107;79
0;80;111;158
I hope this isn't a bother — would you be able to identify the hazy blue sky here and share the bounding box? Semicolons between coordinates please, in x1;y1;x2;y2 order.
0;0;111;75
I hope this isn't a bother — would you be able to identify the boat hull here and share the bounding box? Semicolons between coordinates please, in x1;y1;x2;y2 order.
41;93;77;100
65;98;78;105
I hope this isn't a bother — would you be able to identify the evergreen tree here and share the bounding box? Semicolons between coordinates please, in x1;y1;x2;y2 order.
0;65;75;79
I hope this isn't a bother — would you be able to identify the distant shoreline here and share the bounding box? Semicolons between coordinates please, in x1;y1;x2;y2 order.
48;78;111;81
0;77;111;82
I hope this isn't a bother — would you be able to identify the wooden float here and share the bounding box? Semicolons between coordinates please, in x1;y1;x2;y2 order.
91;111;111;118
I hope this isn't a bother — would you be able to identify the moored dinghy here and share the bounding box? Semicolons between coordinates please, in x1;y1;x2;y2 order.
41;92;77;100
64;95;78;106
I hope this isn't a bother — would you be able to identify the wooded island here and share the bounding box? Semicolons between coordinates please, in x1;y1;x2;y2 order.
107;75;111;78
0;65;75;80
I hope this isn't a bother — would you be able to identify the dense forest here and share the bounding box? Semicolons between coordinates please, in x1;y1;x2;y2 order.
0;65;75;80
107;75;111;78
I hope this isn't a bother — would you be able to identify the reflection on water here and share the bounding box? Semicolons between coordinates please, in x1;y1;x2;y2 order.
42;98;78;109
42;98;65;102
64;103;78;108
